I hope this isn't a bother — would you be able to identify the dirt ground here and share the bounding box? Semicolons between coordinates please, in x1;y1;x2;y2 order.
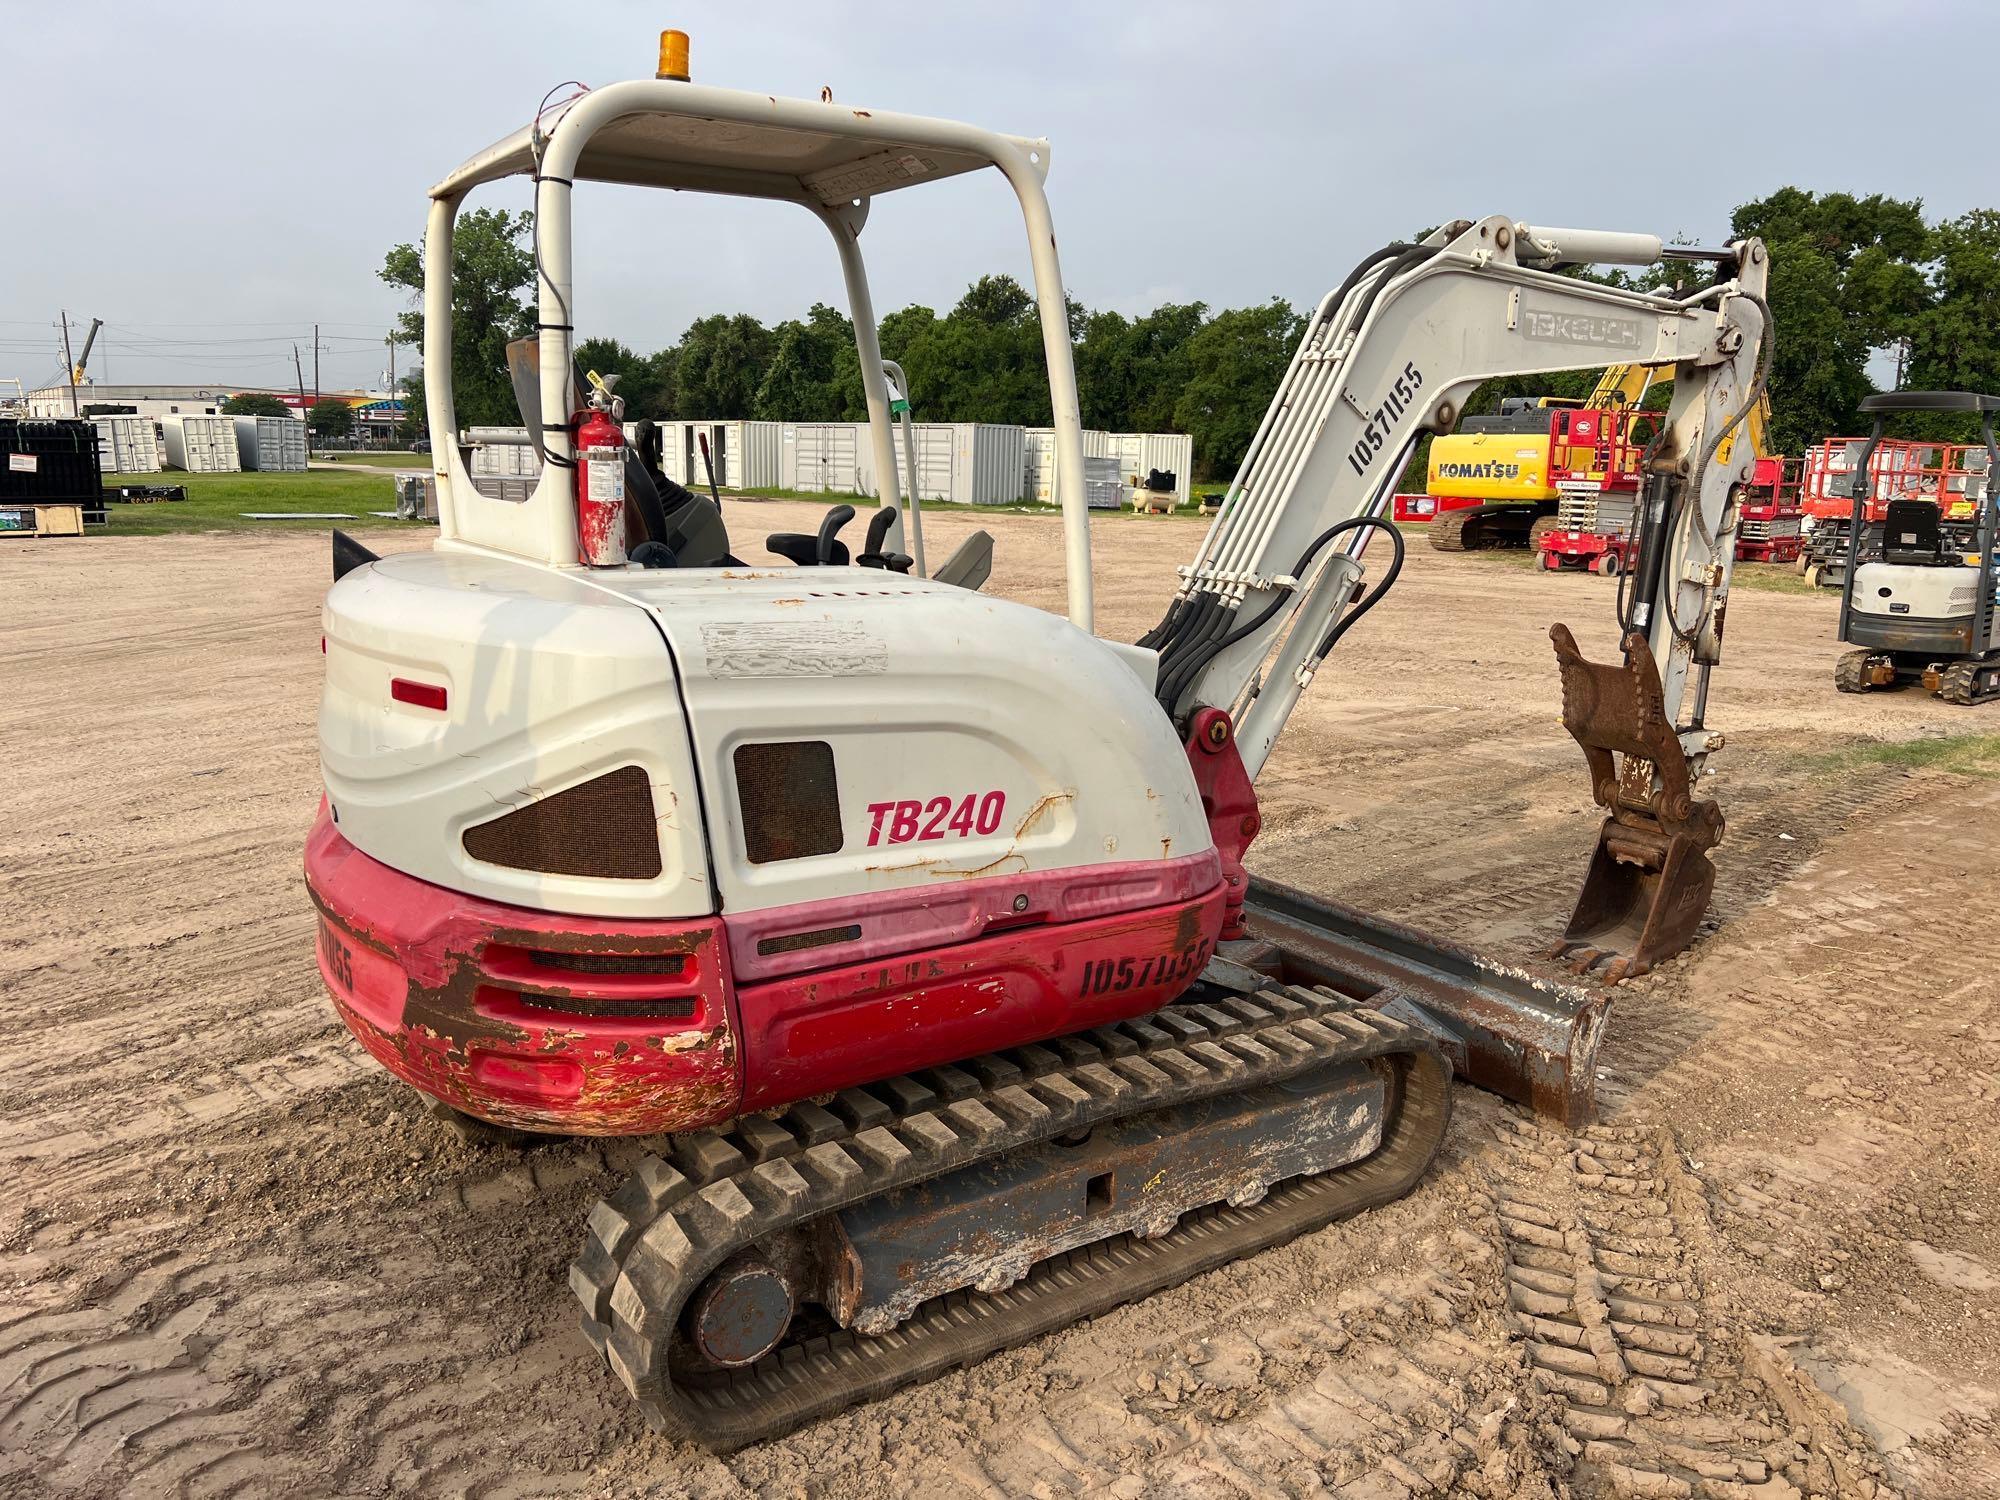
3;502;1996;1500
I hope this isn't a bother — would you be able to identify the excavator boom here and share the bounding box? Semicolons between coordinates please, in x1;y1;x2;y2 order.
1154;216;1769;976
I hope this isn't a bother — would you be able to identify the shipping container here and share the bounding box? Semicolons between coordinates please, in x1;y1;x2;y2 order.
467;426;542;478
780;421;868;495
90;415;163;474
159;414;242;473
884;422;1026;506
232;415;308;472
1105;432;1194;506
671;420;783;490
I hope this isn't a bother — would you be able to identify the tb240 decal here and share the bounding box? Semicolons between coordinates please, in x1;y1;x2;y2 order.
1347;360;1425;477
866;791;1007;847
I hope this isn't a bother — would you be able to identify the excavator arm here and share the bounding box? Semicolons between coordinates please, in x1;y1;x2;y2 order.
1150;215;1770;979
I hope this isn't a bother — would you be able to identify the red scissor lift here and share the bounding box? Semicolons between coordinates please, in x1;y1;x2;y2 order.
1733;455;1803;563
1535;405;1657;575
1940;441;1992;542
1797;436;1941;586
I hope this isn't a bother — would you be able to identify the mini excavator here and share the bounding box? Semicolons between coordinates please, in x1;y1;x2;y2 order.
306;36;1769;1447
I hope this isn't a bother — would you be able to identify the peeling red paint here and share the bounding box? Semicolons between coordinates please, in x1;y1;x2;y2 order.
306;803;742;1136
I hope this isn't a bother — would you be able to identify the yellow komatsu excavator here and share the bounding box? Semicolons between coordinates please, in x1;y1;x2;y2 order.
1425;363;1663;551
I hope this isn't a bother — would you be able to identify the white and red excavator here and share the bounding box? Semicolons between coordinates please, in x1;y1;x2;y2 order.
306;34;1770;1447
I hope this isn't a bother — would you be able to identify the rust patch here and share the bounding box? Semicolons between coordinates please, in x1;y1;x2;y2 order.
1012;790;1075;840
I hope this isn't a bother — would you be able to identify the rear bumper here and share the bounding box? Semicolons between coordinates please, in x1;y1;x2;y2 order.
306;803;1230;1136
1846;613;1973;655
305;803;742;1136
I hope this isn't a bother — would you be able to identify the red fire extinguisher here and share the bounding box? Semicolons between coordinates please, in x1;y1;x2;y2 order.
574;372;626;567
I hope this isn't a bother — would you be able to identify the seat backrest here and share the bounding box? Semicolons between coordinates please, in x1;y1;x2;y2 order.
1882;498;1941;564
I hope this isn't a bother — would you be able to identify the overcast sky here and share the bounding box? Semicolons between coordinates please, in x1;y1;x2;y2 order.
4;0;1993;396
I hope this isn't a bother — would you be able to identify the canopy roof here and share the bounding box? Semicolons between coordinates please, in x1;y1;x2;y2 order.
431;80;1041;205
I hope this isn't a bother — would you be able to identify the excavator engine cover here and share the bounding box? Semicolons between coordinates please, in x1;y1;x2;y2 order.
1548;624;1724;982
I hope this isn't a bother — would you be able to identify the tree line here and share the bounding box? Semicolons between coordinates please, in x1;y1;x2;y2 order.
382;189;2000;476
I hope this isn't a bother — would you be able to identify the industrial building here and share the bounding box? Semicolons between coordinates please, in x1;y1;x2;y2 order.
24;383;400;439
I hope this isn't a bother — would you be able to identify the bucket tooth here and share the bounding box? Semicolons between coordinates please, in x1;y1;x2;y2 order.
1549;624;1724;982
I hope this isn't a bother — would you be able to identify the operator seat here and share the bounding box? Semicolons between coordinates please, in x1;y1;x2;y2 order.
1881;498;1944;566
626;420;742;568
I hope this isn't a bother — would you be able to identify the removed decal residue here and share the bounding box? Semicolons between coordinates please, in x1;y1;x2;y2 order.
701;620;888;677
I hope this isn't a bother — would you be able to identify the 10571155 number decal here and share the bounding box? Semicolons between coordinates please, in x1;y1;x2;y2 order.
866;791;1006;847
1346;360;1425;477
1077;937;1213;998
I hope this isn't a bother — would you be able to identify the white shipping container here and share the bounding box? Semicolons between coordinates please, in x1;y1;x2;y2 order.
1023;426;1115;504
671;420;784;490
781;421;868;495
1104;432;1194;507
159;414;242;473
91;416;162;474
884;422;1026;506
232;415;307;471
468;427;542;478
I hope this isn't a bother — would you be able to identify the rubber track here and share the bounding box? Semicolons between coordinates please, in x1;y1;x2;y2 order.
1939;657;2000;705
1428;509;1474;552
1833;649;1872;694
568;980;1451;1450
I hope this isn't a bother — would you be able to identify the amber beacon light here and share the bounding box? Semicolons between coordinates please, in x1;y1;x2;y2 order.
656;29;690;81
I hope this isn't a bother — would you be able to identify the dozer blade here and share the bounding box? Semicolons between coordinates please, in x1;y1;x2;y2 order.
1230;877;1608;1128
1548;623;1724;984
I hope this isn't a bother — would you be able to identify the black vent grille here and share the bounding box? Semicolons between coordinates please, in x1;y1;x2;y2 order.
735;741;842;864
462;766;662;879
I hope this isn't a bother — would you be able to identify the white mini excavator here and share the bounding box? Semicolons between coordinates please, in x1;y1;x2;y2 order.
306;35;1769;1447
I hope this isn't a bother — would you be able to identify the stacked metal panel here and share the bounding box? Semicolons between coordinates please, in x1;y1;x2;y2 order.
90;416;163;474
232;415;307;471
1032;426;1128;508
159;415;243;473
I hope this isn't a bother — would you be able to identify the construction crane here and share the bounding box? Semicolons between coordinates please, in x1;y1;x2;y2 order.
70;317;102;386
1417;362;1666;550
306;40;1768;1449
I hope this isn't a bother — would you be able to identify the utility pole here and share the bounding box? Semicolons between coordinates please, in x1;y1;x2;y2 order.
294;343;308;410
313;322;320;407
60;311;77;418
386;333;396;398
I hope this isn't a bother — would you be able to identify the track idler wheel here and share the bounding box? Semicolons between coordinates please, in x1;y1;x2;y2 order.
683;1252;796;1369
1547;625;1724;982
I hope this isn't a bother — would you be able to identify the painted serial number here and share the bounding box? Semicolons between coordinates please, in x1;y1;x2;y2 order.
1347;360;1425;477
1077;938;1213;998
318;920;354;992
866;791;1007;847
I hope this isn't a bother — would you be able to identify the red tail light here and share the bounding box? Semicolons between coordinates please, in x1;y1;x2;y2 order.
390;677;448;712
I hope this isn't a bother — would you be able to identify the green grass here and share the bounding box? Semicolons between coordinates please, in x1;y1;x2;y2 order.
311;451;426;468
1808;733;2000;779
100;469;427;535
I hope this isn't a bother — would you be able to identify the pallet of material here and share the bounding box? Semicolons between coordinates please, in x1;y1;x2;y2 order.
0;504;85;538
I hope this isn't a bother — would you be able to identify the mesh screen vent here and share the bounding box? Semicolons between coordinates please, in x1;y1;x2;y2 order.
735;741;842;864
462;766;662;879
